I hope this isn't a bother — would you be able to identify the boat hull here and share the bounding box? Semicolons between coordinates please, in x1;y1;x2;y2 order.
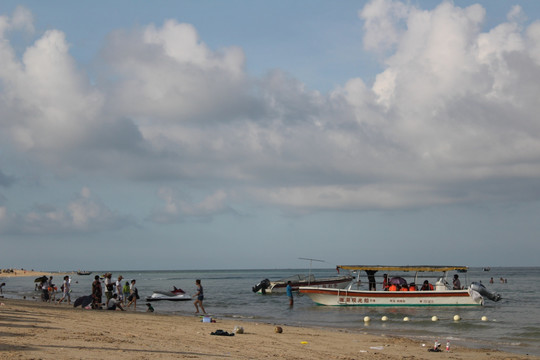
299;287;482;306
259;276;353;294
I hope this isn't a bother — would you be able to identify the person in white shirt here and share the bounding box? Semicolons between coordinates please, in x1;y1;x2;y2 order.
104;273;114;302
107;294;125;311
115;275;124;301
57;276;71;305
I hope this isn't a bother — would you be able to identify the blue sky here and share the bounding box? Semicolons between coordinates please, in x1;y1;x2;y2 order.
1;1;540;271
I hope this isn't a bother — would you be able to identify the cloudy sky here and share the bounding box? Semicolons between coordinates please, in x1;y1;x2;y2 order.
1;0;540;271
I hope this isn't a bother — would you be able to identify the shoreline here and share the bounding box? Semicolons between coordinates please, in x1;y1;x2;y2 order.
0;269;73;278
0;298;538;359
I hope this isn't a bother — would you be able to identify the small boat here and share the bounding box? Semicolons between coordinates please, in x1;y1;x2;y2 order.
300;265;501;307
483;267;491;272
253;257;353;294
252;274;353;294
77;271;92;275
146;287;191;302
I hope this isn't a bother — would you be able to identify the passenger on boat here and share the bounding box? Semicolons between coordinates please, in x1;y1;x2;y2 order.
409;282;417;291
400;285;408;291
388;284;398;291
420;280;434;291
366;270;377;291
383;274;389;291
453;274;462;290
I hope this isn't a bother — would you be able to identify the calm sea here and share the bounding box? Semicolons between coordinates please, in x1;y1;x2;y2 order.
2;267;539;356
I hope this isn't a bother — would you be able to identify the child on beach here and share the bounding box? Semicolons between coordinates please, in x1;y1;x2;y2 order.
123;281;130;305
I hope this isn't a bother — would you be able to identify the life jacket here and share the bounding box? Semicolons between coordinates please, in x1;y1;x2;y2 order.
409;286;417;291
389;284;398;291
400;287;408;291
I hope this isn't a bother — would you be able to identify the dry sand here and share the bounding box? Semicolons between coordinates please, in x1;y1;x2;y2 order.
0;298;537;360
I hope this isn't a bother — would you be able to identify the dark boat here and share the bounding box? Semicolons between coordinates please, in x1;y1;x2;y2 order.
77;271;92;275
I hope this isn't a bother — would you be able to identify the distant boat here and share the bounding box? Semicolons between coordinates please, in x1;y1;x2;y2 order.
77;271;92;275
483;267;491;272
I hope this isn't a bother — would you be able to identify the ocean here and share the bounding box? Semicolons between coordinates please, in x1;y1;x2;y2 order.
1;267;539;356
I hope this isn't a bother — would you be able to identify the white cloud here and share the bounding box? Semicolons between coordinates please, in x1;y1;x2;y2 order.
359;0;409;52
0;188;133;235
0;23;104;155
2;2;540;218
102;19;250;124
11;6;34;34
149;187;233;223
0;6;34;37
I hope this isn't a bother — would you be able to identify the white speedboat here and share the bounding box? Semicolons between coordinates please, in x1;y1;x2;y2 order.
252;274;353;294
300;265;501;306
146;287;191;302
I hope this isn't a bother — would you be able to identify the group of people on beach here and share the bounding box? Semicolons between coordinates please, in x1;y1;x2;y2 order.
84;273;206;314
33;272;206;313
36;275;75;305
91;273;140;311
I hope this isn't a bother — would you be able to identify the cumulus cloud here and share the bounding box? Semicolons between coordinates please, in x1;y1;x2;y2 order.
0;187;134;235
0;24;105;155
149;187;234;223
102;19;254;124
359;0;409;52
2;2;540;218
0;6;34;37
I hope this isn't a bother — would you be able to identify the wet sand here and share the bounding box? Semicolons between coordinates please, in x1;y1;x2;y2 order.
0;298;537;360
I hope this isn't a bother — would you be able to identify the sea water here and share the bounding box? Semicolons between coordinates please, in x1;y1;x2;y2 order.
2;267;539;356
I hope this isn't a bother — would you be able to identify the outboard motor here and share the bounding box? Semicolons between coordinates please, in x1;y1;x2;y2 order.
470;282;501;302
252;279;271;294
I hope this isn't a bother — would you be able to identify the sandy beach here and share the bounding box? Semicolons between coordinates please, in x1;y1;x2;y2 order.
0;269;72;278
0;297;537;360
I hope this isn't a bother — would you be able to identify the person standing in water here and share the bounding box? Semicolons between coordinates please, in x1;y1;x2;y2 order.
126;279;138;310
193;279;206;314
57;276;71;305
286;281;294;308
91;275;102;309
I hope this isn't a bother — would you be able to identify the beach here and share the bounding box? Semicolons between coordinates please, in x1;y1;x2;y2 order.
0;297;537;360
0;269;71;278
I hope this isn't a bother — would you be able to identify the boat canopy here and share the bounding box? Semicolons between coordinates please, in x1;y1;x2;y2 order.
337;265;468;272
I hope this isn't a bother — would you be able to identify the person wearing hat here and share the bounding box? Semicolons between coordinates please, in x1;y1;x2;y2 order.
115;275;124;301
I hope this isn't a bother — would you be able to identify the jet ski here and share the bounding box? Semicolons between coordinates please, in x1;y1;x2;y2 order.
146;287;192;302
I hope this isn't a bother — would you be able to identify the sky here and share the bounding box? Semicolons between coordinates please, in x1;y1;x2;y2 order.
1;0;540;271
